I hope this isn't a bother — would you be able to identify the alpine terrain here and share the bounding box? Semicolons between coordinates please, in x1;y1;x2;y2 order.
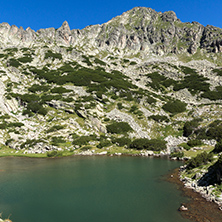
1;7;222;204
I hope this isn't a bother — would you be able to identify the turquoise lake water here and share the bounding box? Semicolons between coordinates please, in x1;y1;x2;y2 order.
0;156;190;222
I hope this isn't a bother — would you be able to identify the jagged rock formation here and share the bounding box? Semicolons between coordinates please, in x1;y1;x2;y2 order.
0;7;222;56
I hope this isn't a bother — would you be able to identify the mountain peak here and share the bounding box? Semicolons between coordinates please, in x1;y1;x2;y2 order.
62;21;69;28
57;21;71;33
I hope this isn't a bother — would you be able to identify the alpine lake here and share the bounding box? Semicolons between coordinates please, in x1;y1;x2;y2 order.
0;156;190;222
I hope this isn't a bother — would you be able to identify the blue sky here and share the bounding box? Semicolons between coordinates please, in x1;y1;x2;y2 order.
1;0;222;31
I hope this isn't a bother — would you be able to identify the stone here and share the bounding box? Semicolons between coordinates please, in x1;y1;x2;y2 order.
179;205;188;211
98;151;107;155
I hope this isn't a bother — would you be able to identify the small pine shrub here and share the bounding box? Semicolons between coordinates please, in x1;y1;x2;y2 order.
129;138;166;151
112;137;131;147
187;139;202;147
183;119;201;137
94;58;106;66
20;139;43;149
206;121;222;141
97;140;112;149
27;102;47;116
129;105;138;113
7;122;24;128
212;68;222;76
72;135;96;146
51;136;66;146
106;122;133;134
146;96;156;104
18;56;33;63
212;140;222;153
51;87;71;94
148;115;169;123
130;61;137;65
117;102;123;110
201;86;222;100
80;146;92;151
162;100;186;114
179;143;191;151
170;152;184;158
8;58;21;67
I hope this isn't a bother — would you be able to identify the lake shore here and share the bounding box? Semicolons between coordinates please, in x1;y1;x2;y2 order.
167;168;222;222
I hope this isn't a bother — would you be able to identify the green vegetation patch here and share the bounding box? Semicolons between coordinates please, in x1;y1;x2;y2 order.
51;136;66;146
4;48;18;55
72;135;96;146
174;66;210;94
82;55;92;66
187;139;203;147
9;91;63;116
148;115;169;123
94;58;106;66
184;119;222;142
186;151;213;170
97;139;112;149
106;122;133;134
212;68;222;76
51;86;71;94
18;56;33;63
0;121;24;129
213;140;222;153
206;120;222;141
129;138;166;151
45;50;62;60
26;102;47;116
112;137;131;147
20;139;44;149
30;65;136;98
183;118;202;137
0;54;7;59
129;105;143;116
8;58;21;67
146;95;156;104
170;151;184;158
130;61;137;65
146;72;176;90
46;125;65;133
162;100;186;114
47;150;63;157
201;86;222;100
28;84;51;93
117;102;123;110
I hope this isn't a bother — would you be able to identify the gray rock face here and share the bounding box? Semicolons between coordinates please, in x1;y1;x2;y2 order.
0;7;222;56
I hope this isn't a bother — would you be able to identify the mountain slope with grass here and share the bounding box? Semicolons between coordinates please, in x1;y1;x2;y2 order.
0;7;221;165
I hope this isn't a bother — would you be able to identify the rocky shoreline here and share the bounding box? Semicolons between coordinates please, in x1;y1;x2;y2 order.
168;168;222;222
179;165;222;209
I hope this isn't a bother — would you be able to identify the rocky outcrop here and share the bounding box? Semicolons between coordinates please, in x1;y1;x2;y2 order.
89;117;107;133
106;109;150;138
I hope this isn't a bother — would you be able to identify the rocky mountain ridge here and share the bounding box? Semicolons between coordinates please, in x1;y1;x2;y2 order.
0;7;221;157
1;7;222;57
